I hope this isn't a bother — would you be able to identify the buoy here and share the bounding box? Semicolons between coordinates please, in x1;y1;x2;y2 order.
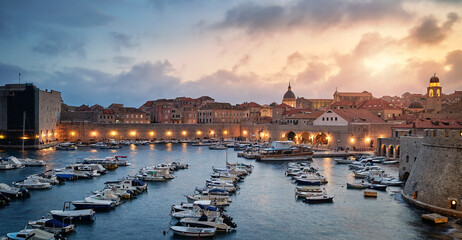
163;230;166;235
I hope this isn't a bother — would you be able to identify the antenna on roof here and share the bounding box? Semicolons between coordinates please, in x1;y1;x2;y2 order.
18;72;21;84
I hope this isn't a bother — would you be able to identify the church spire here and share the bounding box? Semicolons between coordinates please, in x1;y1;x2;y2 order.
288;82;291;91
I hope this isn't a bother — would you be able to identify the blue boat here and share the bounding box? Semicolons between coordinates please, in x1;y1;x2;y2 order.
54;172;75;181
368;184;387;191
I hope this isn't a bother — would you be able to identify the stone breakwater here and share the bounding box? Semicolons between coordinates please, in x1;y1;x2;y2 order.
402;129;462;217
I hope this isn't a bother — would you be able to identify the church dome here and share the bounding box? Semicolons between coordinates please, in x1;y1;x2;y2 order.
283;83;296;99
409;101;424;109
430;74;439;83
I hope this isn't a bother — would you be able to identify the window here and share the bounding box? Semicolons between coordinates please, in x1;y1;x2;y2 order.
335;117;337;121
322;117;325;121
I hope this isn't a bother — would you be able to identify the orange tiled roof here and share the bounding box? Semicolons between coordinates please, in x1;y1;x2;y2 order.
331;109;385;123
393;118;462;129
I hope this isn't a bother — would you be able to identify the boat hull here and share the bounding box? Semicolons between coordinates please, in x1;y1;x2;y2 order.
256;153;313;161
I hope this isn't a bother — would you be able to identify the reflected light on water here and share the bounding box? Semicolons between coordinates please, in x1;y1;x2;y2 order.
182;143;187;152
166;143;172;152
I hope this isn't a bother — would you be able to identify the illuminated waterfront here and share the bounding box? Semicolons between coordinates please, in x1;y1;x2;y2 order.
0;144;460;239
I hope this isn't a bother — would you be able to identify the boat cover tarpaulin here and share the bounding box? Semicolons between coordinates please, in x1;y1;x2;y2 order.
208;189;225;193
198;204;218;211
45;218;69;228
132;179;145;186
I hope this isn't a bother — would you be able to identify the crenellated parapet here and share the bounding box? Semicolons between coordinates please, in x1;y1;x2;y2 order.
422;129;462;148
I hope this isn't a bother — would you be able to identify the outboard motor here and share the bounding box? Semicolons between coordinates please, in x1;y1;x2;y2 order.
222;214;237;228
19;187;30;198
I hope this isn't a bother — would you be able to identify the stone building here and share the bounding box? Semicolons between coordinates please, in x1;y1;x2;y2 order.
282;83;296;108
357;98;403;121
401;129;462;217
332;90;373;106
0;83;61;149
198;103;248;124
426;74;442;112
108;104;150;124
297;98;333;110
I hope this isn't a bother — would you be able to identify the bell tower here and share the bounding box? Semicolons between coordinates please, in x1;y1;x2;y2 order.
426;73;442;111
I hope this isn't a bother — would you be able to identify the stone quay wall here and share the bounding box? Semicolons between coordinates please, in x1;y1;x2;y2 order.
402;129;462;217
57;122;392;150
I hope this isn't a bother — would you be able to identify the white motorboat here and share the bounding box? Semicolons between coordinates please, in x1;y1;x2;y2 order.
72;196;116;210
6;228;57;240
0;157;25;169
180;214;236;231
303;194;335;203
139;166;174;180
295;191;324;198
170;226;216;237
13;178;52;190
0;183;30;198
295;186;322;192
379;178;403;186
382;160;399;164
18;158;46;167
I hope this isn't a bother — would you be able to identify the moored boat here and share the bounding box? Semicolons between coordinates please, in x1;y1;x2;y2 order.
256;141;313;161
303;194;335;203
170;226;216;237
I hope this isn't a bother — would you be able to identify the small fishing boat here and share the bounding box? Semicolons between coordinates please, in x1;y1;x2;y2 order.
367;184;387;191
27;218;75;234
50;202;95;222
346;182;368;189
208;144;227;150
334;158;353;164
0;183;30;198
295;191;324;198
256;141;313;161
303;194;335;203
382;160;398;165
170;226;216;237
295;186;322;192
55;143;77;150
379;178;403;186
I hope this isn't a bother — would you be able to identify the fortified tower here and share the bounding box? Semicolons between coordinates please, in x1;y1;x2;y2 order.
426;74;442;112
282;83;296;108
402;129;462;217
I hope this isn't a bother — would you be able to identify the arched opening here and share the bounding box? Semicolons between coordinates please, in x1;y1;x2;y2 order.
402;172;410;181
388;145;394;158
396;145;400;159
287;131;296;141
299;132;311;144
314;132;328;145
381;145;387;156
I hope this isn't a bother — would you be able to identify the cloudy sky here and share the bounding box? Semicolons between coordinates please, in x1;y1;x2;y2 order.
0;0;461;107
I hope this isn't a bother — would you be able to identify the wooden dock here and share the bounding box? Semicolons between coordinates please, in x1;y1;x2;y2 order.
421;213;448;224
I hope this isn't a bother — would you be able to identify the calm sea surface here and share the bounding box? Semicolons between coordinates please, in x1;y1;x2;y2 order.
0;144;458;239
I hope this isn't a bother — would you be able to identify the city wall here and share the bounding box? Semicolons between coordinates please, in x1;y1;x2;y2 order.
402;129;462;217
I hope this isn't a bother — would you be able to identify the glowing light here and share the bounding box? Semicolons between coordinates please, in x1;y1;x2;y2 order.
0;135;5;139
70;131;76;137
20;136;28;140
223;130;228;135
281;134;285;138
196;131;202;135
48;133;52;136
182;131;187;136
350;138;355;143
111;131;117;136
149;131;155;136
42;134;46;137
210;130;215;135
35;135;39;138
326;136;330;141
243;130;248;135
130;131;137;136
91;131;97;137
429;82;441;87
166;131;172;136
365;137;371;143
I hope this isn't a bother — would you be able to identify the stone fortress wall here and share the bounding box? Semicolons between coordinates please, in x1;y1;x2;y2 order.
401;129;462;217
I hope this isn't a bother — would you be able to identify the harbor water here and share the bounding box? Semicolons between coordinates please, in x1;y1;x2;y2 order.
0;143;459;239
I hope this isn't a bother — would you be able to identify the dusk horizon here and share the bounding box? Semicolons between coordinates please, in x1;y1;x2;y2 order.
1;0;462;107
